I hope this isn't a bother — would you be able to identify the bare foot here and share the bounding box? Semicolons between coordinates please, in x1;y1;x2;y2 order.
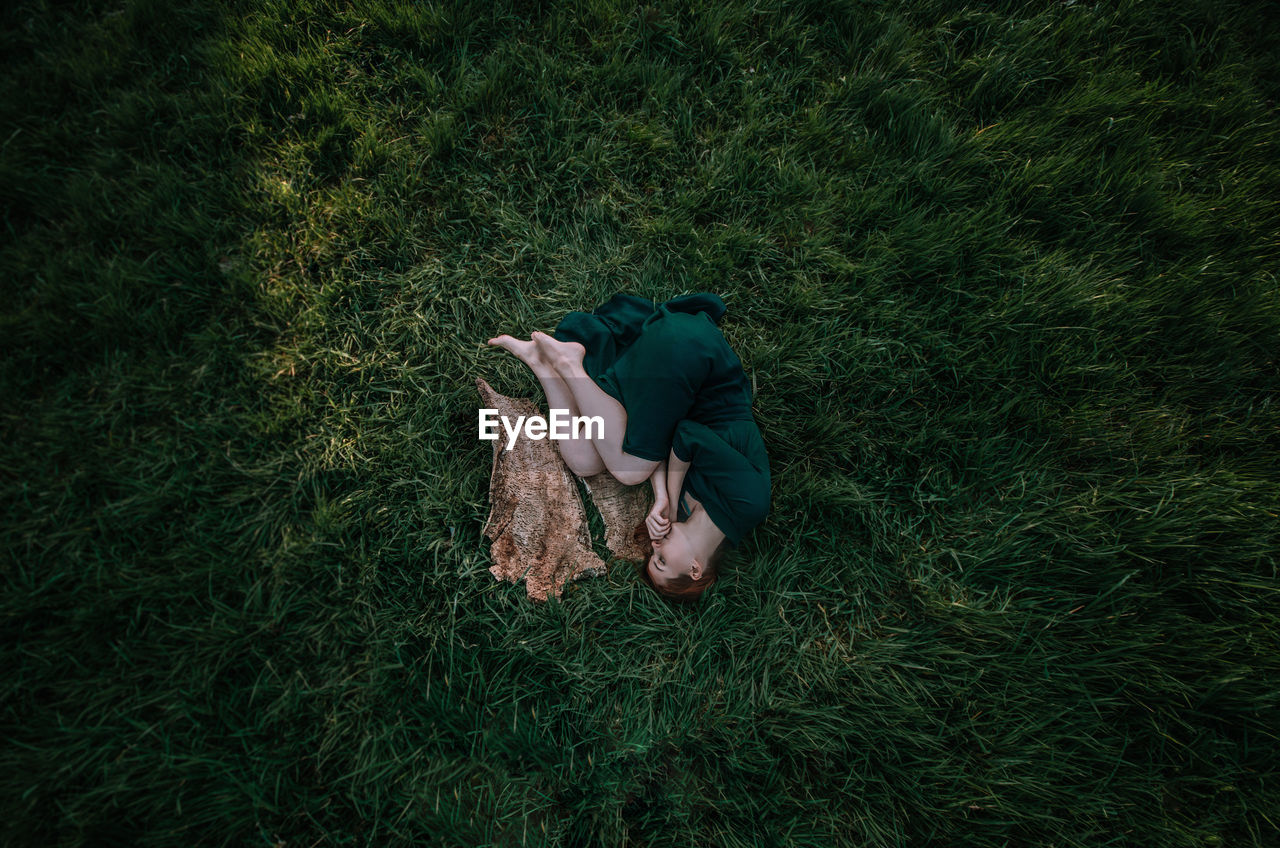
532;331;586;372
487;334;544;370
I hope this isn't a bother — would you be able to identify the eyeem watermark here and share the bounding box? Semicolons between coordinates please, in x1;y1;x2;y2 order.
479;408;603;451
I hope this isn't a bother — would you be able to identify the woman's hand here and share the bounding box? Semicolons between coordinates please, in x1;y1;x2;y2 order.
646;493;670;541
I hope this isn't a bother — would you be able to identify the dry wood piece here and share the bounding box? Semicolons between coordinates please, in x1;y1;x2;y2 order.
478;378;605;601
581;472;651;563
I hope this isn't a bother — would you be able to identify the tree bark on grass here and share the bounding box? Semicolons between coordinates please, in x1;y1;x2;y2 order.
478;378;650;601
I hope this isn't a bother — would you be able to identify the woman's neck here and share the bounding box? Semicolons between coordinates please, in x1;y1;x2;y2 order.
684;501;725;561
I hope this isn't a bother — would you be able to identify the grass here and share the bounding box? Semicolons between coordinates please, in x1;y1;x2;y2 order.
2;0;1279;844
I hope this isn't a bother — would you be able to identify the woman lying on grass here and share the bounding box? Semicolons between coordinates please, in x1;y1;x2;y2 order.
488;292;771;601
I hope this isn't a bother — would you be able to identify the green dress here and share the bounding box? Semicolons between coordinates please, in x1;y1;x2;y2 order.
553;292;770;547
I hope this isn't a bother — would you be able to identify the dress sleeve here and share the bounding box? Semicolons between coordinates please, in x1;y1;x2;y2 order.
671;418;701;463
669;419;770;545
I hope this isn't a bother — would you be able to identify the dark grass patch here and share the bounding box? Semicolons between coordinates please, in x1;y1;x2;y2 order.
2;0;1279;845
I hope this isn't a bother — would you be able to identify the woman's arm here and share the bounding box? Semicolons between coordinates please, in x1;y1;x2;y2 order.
665;447;690;515
649;458;667;502
646;459;671;540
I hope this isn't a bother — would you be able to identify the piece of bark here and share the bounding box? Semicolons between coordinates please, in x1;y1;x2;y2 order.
581;472;651;562
478;378;606;601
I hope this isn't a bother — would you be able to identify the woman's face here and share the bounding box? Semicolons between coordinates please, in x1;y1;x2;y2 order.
646;522;697;588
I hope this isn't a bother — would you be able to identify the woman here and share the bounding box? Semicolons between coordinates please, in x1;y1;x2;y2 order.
487;292;770;601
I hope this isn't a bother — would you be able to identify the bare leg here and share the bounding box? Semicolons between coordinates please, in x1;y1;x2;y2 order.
487;335;606;477
532;331;658;486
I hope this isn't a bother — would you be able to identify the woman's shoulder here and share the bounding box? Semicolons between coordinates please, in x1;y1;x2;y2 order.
718;416;766;443
677;418;770;477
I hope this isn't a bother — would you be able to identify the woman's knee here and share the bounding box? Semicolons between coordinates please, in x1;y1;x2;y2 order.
557;443;606;477
612;461;657;487
567;454;606;477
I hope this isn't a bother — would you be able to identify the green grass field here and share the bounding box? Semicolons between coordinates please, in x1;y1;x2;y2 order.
3;0;1279;844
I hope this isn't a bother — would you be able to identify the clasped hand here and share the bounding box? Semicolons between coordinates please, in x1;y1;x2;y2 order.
646;492;670;541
